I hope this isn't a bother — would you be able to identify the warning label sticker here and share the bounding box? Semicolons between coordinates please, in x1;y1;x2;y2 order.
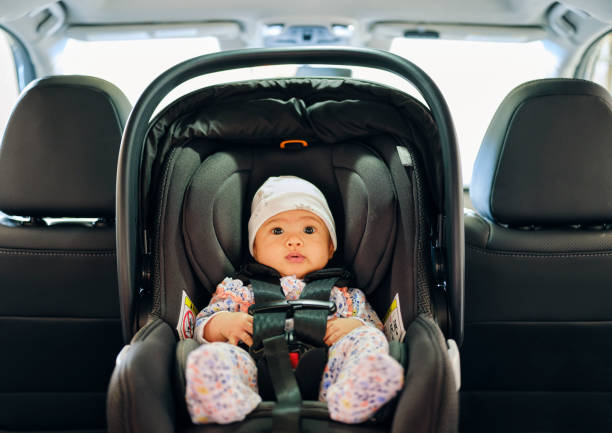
177;291;198;340
383;293;406;342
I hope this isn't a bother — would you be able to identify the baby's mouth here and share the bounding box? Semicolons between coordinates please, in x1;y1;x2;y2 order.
285;252;305;263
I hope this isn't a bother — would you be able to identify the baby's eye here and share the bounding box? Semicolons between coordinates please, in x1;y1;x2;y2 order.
272;227;283;235
303;226;315;234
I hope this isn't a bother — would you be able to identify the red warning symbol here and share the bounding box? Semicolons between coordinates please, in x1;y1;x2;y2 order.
182;309;195;339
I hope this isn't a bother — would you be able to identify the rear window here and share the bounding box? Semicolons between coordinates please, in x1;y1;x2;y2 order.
55;36;221;103
390;38;558;185
0;29;20;133
577;31;612;91
55;35;559;185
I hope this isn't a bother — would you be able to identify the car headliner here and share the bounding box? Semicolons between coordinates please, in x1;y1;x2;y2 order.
2;0;612;26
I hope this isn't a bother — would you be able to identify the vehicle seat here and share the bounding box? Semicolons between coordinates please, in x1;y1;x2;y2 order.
0;75;131;432
462;78;612;432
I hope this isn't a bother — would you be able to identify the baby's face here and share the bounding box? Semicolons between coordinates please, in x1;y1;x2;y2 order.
253;209;334;279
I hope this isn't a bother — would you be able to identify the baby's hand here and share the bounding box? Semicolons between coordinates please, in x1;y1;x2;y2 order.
324;317;364;346
204;311;253;346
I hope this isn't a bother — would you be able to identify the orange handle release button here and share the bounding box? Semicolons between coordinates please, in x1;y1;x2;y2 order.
280;139;308;149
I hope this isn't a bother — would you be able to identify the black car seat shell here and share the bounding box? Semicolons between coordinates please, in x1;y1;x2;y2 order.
463;78;612;432
108;48;463;433
0;75;131;431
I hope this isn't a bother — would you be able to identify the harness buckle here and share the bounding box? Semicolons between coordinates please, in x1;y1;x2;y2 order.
248;299;337;316
288;352;299;369
286;335;317;369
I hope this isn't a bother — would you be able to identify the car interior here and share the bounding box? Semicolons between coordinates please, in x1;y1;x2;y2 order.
1;1;612;433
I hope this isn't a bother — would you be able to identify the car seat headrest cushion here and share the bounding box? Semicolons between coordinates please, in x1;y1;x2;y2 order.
182;150;248;289
182;143;396;294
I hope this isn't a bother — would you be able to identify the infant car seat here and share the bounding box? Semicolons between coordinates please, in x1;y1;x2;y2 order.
107;47;463;433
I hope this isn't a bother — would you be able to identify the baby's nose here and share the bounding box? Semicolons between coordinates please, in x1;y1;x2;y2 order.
286;235;303;247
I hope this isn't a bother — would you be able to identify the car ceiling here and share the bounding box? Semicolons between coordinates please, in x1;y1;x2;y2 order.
61;0;555;26
2;0;612;26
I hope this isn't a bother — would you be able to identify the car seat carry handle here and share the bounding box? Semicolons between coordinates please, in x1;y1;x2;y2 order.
117;46;464;345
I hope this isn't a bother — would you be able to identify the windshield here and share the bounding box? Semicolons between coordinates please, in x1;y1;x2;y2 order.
56;35;559;185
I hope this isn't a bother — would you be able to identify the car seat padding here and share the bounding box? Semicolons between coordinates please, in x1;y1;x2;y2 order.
181;142;396;296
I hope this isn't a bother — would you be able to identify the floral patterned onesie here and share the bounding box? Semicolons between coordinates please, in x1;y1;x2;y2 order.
185;275;404;424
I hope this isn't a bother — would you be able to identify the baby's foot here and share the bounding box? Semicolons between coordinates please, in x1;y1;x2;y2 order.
326;353;404;424
186;343;261;424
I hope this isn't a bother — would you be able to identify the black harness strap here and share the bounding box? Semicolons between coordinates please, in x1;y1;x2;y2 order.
293;277;339;346
250;278;302;431
263;334;302;432
251;279;287;350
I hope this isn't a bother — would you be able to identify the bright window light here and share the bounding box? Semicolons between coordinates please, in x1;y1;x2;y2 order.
390;38;559;186
54;35;559;187
55;36;300;117
55;36;221;103
0;31;19;134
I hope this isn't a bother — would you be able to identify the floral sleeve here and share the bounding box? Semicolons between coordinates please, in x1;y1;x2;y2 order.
193;277;254;343
330;286;383;330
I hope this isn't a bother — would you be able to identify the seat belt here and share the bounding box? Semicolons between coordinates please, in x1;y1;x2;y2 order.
249;272;341;432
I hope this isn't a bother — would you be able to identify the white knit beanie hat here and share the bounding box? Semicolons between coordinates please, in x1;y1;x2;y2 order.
248;176;337;256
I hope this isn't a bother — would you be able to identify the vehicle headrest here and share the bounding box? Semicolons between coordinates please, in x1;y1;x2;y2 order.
470;78;612;226
0;75;131;217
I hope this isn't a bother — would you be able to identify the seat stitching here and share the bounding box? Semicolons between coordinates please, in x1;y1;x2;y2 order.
0;249;115;257
467;244;612;258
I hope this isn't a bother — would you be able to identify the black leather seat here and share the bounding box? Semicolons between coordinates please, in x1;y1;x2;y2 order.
462;78;612;432
0;75;131;432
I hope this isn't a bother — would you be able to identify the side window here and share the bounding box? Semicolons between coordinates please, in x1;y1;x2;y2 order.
579;31;612;91
0;29;21;133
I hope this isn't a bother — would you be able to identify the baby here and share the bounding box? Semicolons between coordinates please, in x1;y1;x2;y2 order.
185;176;404;424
